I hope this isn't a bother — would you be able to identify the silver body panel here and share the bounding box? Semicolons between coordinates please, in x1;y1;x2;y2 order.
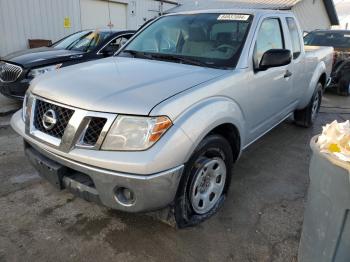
20;123;184;212
11;9;333;212
29;57;227;115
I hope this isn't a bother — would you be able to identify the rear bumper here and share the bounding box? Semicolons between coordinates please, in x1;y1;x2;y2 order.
25;140;184;212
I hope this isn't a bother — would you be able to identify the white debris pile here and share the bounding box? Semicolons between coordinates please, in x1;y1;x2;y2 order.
317;120;350;162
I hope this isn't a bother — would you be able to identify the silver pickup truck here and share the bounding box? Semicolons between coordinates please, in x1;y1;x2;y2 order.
11;9;333;227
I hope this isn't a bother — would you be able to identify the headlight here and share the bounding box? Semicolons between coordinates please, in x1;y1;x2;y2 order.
101;115;172;151
22;92;31;121
28;64;62;78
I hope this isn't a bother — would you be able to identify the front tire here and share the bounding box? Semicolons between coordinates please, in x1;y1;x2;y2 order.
174;135;234;228
294;82;323;128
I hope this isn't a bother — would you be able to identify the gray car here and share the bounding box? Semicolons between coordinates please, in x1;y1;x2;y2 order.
11;9;333;227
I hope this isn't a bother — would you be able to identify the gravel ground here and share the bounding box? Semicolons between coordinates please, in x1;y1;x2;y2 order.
0;92;348;262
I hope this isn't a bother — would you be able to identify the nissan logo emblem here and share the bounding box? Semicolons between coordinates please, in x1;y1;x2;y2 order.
42;109;57;130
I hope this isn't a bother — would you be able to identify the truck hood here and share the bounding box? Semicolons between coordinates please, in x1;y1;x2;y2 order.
30;57;227;115
3;47;84;68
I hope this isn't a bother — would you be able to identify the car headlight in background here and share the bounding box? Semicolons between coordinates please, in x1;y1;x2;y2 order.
22;92;30;121
101;115;172;151
28;64;62;78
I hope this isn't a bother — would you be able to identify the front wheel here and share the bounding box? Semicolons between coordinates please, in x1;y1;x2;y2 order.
174;135;234;228
294;82;323;128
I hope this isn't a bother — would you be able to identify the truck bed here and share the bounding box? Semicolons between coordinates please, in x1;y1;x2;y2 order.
305;45;334;83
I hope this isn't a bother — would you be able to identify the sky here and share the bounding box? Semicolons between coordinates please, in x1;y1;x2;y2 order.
334;0;350;28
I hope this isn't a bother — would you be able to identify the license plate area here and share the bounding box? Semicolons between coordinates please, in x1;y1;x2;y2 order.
25;146;67;189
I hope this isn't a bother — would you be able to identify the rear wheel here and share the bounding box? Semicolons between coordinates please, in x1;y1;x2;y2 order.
174;134;234;228
294;82;323;128
337;76;350;96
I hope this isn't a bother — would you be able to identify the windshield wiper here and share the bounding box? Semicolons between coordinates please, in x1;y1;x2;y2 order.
149;53;220;69
121;50;154;60
121;51;222;69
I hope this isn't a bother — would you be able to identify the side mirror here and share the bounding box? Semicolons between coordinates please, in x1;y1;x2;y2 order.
258;49;292;71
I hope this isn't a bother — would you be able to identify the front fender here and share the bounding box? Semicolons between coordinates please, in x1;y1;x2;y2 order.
161;96;245;162
297;61;326;109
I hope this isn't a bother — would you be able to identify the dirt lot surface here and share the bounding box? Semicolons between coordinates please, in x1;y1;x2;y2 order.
0;92;349;262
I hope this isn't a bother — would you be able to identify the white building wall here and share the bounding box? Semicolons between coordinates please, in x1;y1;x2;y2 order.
0;0;177;57
0;0;81;57
127;0;175;29
80;0;128;29
292;0;331;31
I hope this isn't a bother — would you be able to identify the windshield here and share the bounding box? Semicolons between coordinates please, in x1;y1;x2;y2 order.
120;13;253;69
63;31;113;52
52;31;91;49
304;31;350;48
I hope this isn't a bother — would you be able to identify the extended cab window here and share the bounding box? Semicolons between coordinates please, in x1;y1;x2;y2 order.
120;14;253;69
254;18;284;67
286;17;302;59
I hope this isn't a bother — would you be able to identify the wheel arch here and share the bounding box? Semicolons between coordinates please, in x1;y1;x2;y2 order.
319;72;327;89
173;96;245;163
207;123;241;162
296;62;327;109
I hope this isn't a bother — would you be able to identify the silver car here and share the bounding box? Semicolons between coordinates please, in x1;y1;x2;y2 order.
11;9;333;227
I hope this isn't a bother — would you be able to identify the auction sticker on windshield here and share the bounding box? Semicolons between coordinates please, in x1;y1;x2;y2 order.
217;14;250;21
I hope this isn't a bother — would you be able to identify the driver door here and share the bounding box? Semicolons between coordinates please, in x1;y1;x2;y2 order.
245;17;294;143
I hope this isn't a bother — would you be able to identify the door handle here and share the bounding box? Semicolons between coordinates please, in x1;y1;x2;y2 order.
284;70;293;78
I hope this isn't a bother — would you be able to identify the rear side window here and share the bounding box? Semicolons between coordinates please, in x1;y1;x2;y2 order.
254;18;284;66
286;17;302;59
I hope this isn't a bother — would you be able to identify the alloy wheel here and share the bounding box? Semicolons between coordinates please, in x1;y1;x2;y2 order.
190;157;227;214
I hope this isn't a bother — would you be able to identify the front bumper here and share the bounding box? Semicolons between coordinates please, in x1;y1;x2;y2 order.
11;110;188;212
25;140;183;212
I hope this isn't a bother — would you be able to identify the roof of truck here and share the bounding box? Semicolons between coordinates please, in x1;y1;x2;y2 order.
166;8;293;16
167;0;339;25
169;0;301;11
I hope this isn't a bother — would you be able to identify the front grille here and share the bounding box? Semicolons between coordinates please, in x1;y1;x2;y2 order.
0;62;22;82
82;118;107;145
34;100;74;139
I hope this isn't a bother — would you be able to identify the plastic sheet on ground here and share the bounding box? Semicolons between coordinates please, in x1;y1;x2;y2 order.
317;120;350;162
